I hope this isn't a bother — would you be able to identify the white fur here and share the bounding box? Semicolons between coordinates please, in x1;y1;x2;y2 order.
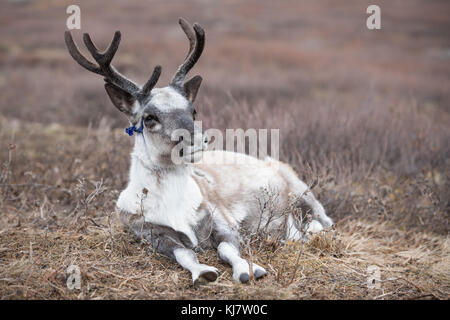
307;220;324;233
117;135;204;246
149;87;189;111
286;213;303;241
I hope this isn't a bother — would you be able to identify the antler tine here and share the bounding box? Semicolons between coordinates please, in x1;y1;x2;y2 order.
82;33;103;61
179;18;196;59
82;31;141;95
65;30;148;97
83;31;121;66
64;31;100;74
170;18;205;88
142;65;162;95
186;24;205;70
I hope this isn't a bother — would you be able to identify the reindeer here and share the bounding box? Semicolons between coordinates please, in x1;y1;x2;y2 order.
64;18;333;285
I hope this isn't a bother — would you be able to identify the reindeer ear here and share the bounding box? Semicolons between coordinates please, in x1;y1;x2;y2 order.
184;75;202;103
104;83;136;116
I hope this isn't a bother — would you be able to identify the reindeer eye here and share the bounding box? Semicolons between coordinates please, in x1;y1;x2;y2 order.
144;114;159;127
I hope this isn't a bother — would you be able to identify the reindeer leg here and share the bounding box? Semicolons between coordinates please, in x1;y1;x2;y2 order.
213;222;266;283
217;242;266;283
173;248;219;285
151;230;219;286
286;213;304;241
301;190;333;228
121;211;218;285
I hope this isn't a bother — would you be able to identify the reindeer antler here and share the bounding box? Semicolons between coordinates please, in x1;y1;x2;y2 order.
170;18;205;88
64;30;161;97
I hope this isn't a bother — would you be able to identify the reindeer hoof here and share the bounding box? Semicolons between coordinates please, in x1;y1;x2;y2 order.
252;263;267;279
200;270;219;282
254;268;267;279
194;268;219;286
239;273;250;283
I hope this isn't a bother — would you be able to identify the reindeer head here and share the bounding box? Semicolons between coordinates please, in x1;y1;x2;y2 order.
65;18;208;166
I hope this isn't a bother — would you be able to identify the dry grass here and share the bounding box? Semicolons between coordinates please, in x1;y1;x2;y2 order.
0;0;449;299
0;119;448;299
0;210;448;299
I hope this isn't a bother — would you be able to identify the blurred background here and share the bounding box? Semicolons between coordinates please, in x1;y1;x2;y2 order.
1;0;449;165
0;0;448;299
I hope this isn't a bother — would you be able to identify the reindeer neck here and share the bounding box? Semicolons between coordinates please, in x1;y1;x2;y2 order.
118;134;203;247
129;134;191;195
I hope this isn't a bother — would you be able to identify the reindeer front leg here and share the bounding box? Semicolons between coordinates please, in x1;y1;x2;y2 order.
172;248;219;285
150;231;219;286
213;221;267;283
121;211;218;285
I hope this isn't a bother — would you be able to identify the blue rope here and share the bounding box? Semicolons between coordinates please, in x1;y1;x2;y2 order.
125;118;144;136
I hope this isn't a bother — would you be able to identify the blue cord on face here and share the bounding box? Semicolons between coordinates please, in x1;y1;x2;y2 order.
125;118;144;136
